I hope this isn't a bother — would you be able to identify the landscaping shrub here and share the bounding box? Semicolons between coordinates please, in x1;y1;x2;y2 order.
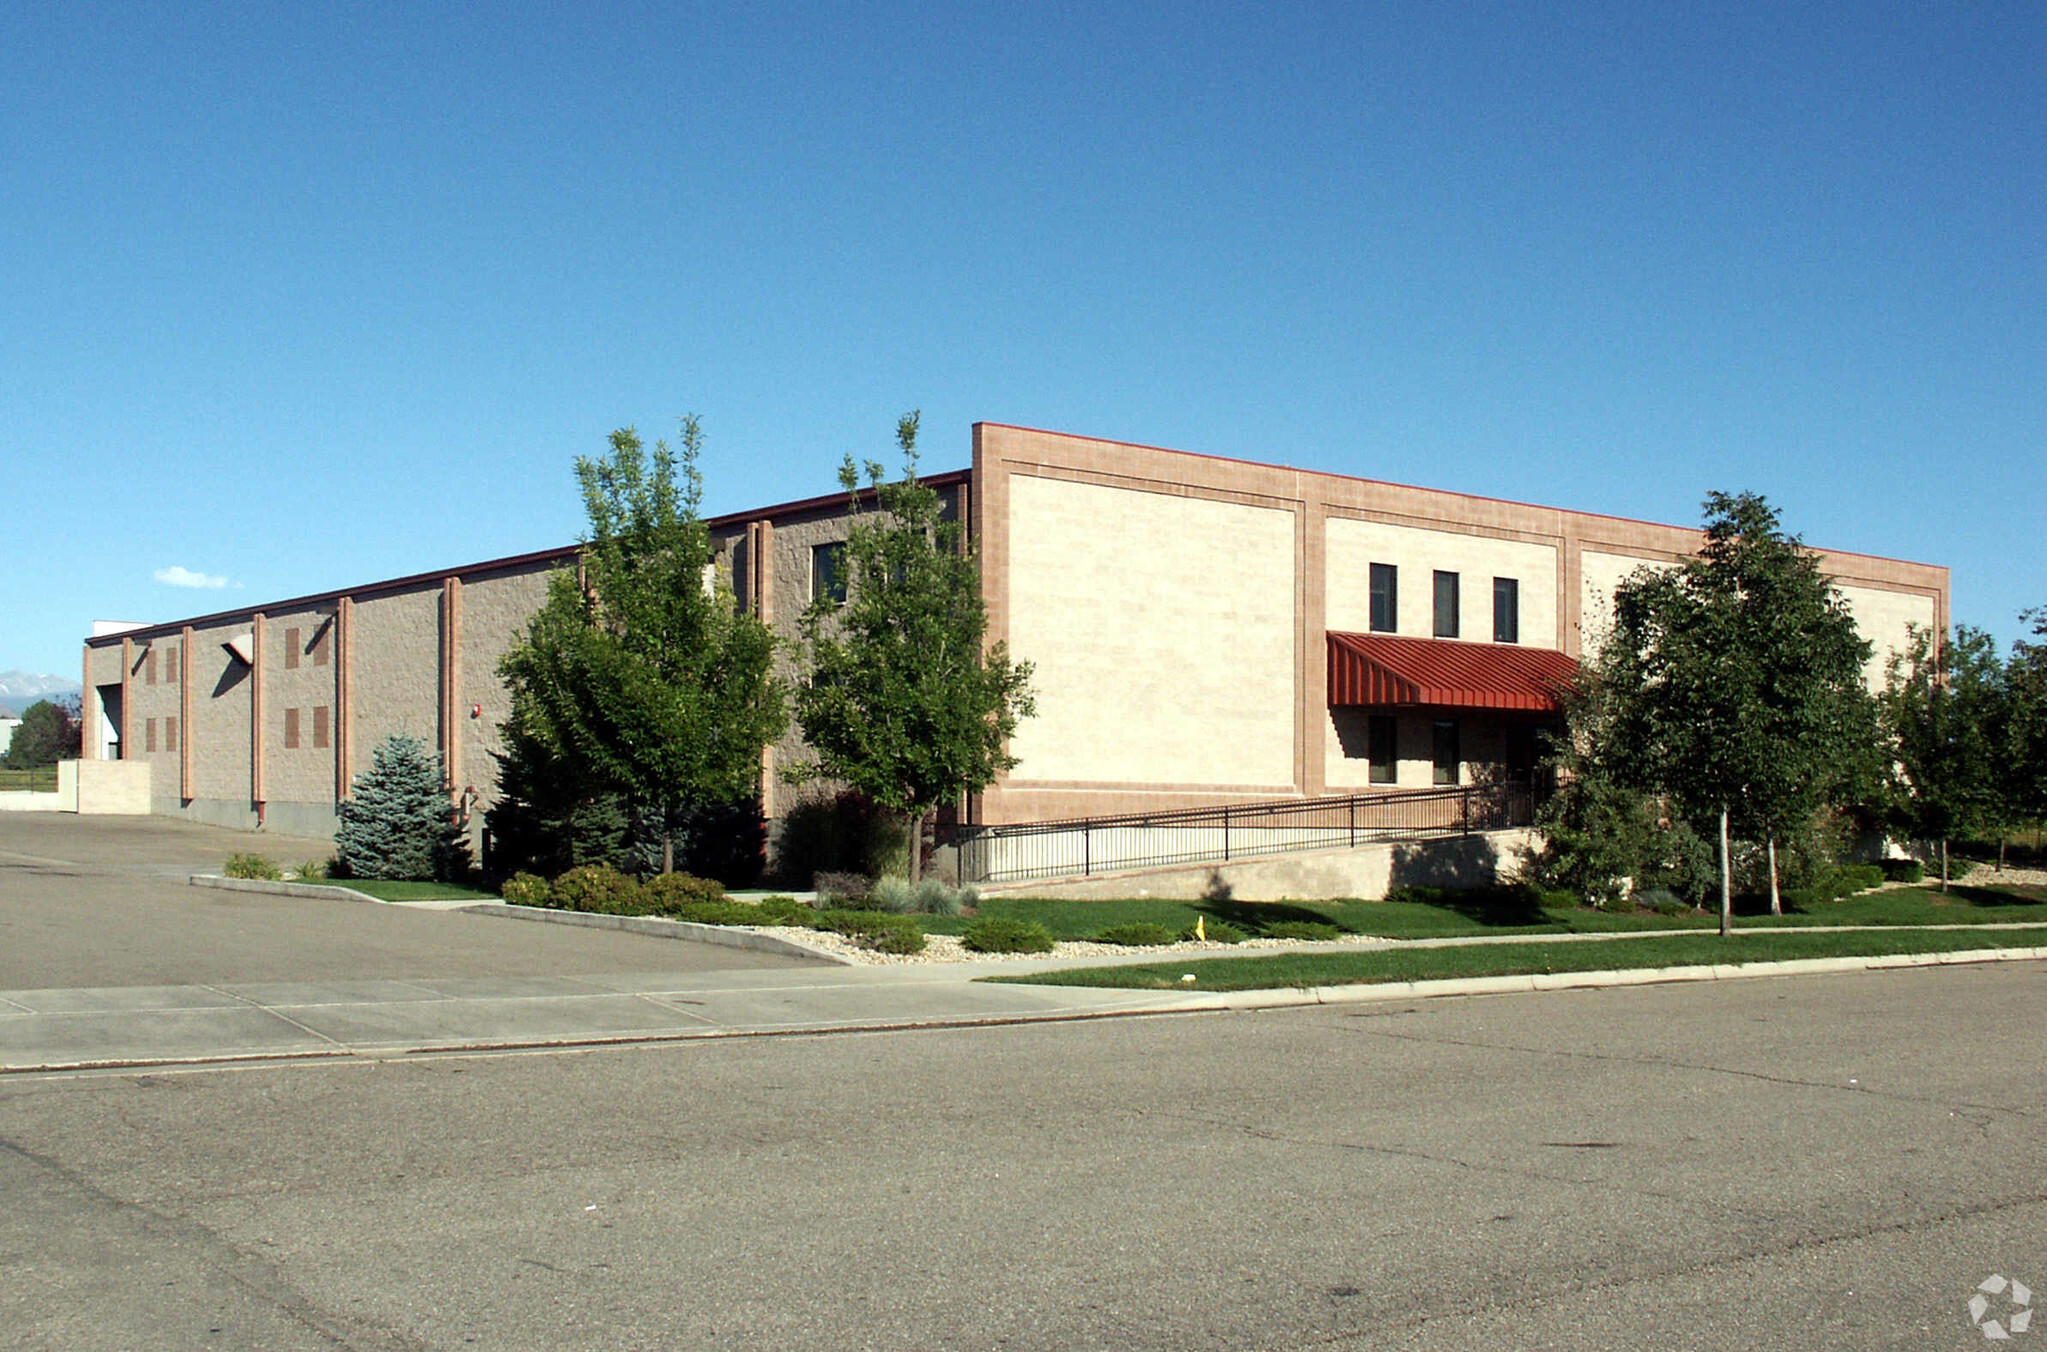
499;872;552;907
754;895;809;925
292;859;328;881
1881;858;1924;884
867;876;975;916
1633;887;1684;915
812;871;870;905
224;853;280;881
643;871;728;914
666;900;765;927
334;734;470;881
774;787;909;884
961;917;1056;954
812;908;926;955
1180;919;1246;944
1263;920;1342;941
1094;922;1178;947
550;864;648;915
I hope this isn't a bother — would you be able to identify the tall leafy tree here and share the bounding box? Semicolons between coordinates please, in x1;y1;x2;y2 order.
1599;492;1874;931
2012;608;2047;831
1881;625;2013;890
793;411;1036;882
499;418;786;874
3;698;80;769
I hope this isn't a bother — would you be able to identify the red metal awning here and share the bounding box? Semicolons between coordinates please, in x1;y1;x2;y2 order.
1327;632;1578;713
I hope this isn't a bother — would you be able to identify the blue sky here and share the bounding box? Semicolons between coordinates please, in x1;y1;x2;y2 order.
4;2;2041;679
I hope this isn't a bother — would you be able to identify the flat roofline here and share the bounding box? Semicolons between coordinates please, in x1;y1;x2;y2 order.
975;422;1947;577
86;469;971;648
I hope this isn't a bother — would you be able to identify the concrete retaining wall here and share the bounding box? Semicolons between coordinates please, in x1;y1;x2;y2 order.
977;828;1537;901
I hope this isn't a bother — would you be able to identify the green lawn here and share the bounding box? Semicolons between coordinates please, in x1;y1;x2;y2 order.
0;767;59;792
310;879;499;902
932;881;2047;943
990;926;2047;992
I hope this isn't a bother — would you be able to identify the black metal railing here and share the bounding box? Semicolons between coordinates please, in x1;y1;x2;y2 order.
949;783;1536;885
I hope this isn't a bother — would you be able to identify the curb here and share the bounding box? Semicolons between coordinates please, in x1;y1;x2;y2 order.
190;874;392;904
1145;944;2047;1012
462;902;854;965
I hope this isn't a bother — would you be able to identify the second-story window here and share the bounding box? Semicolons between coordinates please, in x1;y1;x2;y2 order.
1493;577;1520;644
812;542;847;606
1369;563;1398;633
1433;571;1460;639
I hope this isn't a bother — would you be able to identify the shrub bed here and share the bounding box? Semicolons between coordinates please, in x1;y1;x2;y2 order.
1094;922;1179;947
500;872;551;907
224;853;281;881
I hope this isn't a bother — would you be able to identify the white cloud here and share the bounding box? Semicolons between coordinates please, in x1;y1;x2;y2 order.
153;565;232;589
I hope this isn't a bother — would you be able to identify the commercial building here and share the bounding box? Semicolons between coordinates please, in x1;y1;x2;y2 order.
80;424;1948;853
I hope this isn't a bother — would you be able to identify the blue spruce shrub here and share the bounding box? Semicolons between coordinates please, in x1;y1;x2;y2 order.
334;734;471;881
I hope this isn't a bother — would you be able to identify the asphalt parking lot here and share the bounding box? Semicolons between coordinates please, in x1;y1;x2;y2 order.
0;814;806;989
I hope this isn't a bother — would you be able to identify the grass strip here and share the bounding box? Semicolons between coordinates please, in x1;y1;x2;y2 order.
310;879;499;902
927;883;2047;943
987;927;2047;992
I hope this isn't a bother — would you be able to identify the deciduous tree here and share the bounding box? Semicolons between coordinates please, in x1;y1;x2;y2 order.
2;698;80;769
499;418;786;873
792;411;1035;882
1880;625;2012;890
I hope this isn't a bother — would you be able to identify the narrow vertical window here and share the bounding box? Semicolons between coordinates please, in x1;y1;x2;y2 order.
1433;718;1461;785
1367;715;1397;785
1493;577;1520;644
286;628;301;670
284;708;301;750
812;542;847;605
146;649;158;685
166;717;179;752
313;705;330;750
165;648;179;683
145;718;158;752
1432;571;1460;639
1369;563;1398;633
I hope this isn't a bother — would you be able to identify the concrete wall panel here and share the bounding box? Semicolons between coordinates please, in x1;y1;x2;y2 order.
1838;583;1939;689
1003;473;1297;789
349;586;443;773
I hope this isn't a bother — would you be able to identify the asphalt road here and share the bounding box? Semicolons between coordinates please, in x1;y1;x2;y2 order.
6;961;2042;1351
0;815;803;988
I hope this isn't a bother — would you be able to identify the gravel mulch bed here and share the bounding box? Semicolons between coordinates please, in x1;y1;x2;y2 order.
757;926;1393;966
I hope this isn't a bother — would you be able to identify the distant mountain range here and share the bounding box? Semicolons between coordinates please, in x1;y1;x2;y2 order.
0;671;82;703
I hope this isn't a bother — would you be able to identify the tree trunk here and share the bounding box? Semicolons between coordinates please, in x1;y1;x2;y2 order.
1940;838;1949;894
1719;807;1732;937
662;830;674;876
907;808;926;884
1767;837;1781;916
1999;837;2006;873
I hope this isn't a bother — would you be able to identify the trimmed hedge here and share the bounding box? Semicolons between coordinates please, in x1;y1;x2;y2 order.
500;872;551;907
812;908;926;955
1094;922;1178;947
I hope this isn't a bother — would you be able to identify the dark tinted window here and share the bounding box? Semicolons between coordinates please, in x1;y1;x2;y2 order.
1433;571;1459;638
1370;563;1398;633
1493;577;1520;644
1432;718;1460;785
1368;715;1397;784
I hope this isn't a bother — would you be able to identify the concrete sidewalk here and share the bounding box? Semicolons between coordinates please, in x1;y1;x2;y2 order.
0;962;1214;1072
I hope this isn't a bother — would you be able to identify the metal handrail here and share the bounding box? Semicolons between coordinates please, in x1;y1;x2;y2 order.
947;783;1535;885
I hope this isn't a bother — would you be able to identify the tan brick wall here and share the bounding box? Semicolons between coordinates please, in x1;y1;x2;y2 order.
1838;583;1939;689
457;565;556;800
349;585;443;772
261;607;340;804
187;619;255;803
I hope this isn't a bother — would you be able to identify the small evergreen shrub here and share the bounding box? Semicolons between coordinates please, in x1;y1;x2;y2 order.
1263;920;1342;941
961;918;1056;954
667;900;765;927
812;871;870;905
499;872;552;907
811;909;926;954
644;872;728;914
754;896;808;925
867;876;975;915
1181;919;1246;944
1094;922;1177;947
550;864;648;914
224;853;280;881
1881;859;1925;884
334;734;471;881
